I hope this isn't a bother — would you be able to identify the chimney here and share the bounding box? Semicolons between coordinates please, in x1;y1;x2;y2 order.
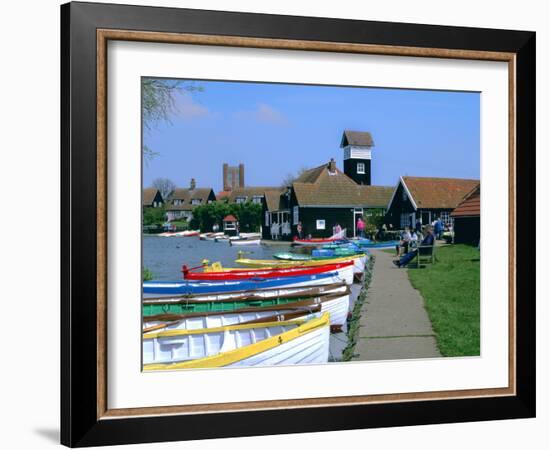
238;163;245;187
190;178;196;190
328;158;336;173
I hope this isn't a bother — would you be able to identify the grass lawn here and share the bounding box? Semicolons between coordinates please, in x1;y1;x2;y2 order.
407;244;480;357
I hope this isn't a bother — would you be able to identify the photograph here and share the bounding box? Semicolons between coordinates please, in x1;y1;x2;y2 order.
141;78;481;371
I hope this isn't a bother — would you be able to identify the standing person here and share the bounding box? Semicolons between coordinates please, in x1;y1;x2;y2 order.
434;217;443;240
356;217;365;238
334;222;342;237
296;222;304;240
393;226;435;268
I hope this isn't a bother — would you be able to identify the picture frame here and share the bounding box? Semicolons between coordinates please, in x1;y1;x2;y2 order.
60;1;536;447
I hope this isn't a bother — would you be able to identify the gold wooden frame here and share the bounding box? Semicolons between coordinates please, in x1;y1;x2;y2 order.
96;29;516;420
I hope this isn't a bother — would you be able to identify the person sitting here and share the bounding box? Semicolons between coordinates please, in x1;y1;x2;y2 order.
410;230;419;249
393;226;435;268
395;226;411;257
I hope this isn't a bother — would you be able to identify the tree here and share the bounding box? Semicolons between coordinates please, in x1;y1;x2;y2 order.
280;166;309;187
142;205;166;226
152;177;176;202
142;79;204;161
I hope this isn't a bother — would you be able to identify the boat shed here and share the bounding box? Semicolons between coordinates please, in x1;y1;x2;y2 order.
385;176;479;230
263;159;393;239
222;214;239;236
451;184;480;245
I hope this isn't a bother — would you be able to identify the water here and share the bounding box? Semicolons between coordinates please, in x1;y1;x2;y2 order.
143;235;292;280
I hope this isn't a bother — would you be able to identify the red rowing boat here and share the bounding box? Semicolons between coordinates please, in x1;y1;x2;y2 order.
182;261;354;281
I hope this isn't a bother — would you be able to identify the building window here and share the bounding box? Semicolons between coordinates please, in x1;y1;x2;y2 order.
191;199;201;205
293;206;299;225
400;213;410;228
439;211;452;226
252;196;263;204
265;211;270;226
316;219;326;230
357;162;365;174
235;196;246;204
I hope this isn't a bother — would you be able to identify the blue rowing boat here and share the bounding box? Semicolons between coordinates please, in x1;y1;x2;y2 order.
143;271;342;295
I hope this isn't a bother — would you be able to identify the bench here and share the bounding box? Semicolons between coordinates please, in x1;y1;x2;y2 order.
413;243;436;268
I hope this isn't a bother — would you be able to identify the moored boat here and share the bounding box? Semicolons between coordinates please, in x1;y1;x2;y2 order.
292;236;346;246
143;271;343;295
143;289;350;330
184;261;354;285
143;313;330;369
235;253;367;275
229;238;261;246
143;304;322;333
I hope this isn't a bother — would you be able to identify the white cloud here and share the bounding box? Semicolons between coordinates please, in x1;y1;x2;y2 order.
175;92;209;119
234;103;288;126
255;103;288;125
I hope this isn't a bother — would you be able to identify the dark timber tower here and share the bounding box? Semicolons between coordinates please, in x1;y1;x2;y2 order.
340;130;374;185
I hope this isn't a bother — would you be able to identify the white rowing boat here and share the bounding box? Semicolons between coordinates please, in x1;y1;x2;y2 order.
143;313;330;369
229;239;261;246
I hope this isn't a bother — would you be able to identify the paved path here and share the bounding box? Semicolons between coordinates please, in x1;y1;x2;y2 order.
352;249;441;361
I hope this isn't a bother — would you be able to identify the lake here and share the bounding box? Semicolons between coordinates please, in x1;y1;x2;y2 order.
143;235;293;280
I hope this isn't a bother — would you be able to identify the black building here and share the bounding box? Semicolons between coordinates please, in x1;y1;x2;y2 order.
385;176;479;229
262;130;394;240
341;130;374;185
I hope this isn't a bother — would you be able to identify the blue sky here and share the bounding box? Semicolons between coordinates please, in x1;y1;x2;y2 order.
143;79;480;191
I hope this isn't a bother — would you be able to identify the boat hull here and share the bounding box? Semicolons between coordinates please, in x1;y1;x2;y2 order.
143;313;330;369
235;254;366;275
143;272;343;295
143;291;350;327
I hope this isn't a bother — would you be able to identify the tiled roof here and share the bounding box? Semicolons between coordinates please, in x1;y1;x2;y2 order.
402;176;479;209
143;188;161;205
341;130;374;147
227;186;279;203
264;189;286;211
223;214;237;222
451;184;480;217
292;161;392;207
165;187;214;211
357;185;395;208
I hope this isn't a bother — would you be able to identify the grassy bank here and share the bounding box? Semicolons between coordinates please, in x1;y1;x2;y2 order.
407;244;480;357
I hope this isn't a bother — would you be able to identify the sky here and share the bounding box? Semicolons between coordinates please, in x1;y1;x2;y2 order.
143;79;480;192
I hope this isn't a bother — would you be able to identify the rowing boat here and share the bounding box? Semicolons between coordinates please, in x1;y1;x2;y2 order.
143;271;343;295
143;304;323;333
292;237;345;246
143;313;330;369
184;261;354;285
143;281;347;301
229;239;261;246
235;253;367;274
143;288;350;328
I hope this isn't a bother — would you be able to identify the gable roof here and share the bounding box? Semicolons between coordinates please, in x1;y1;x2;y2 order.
341;130;374;148
451;184;480;217
264;189;287;212
227;186;279;203
166;187;215;211
396;176;479;210
143;188;162;205
291;160;392;208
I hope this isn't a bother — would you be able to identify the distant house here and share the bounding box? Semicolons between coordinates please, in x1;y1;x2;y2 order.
451;184;480;245
165;179;216;222
385;176;480;229
142;188;164;208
